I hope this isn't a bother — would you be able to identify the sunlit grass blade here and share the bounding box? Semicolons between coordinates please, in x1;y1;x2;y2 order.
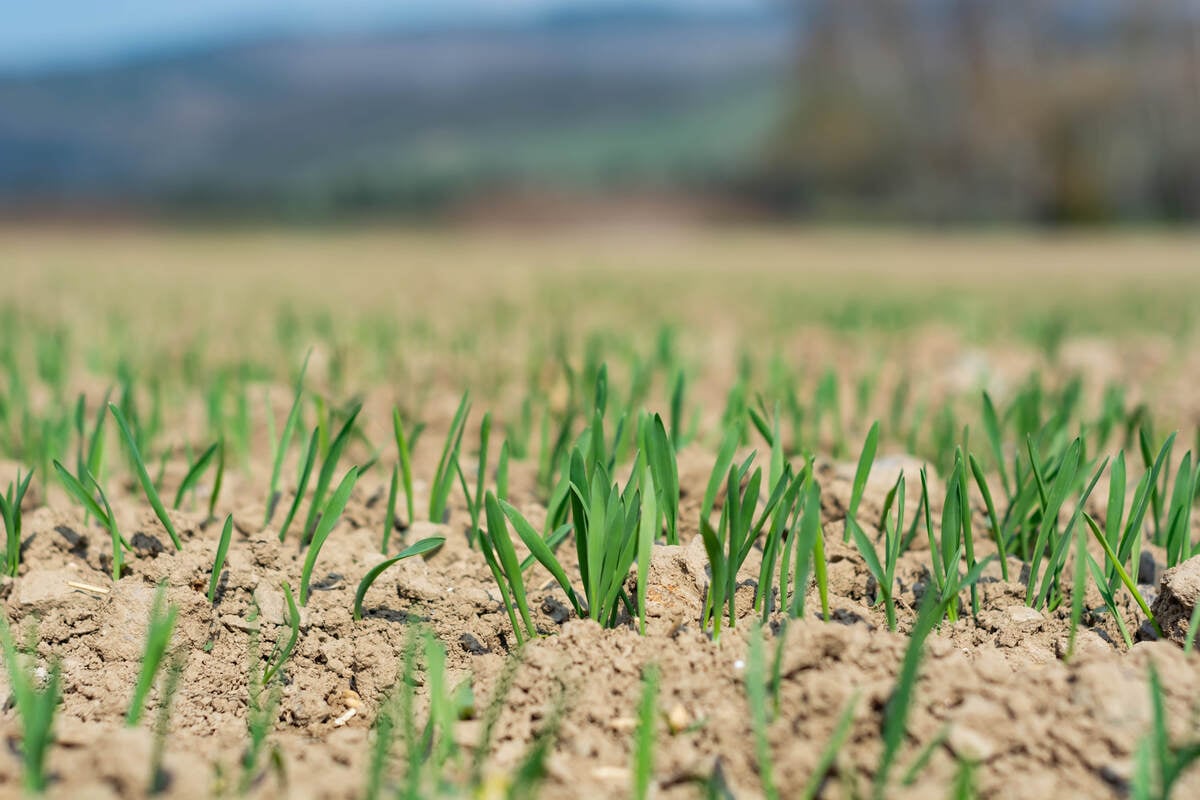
382;463;400;554
0;468;34;576
637;466;658;634
483;492;537;639
392;408;416;527
981;391;1009;498
499;497;582;617
264;354;309;526
126;584;178;727
263;581;301;685
745;626;778;800
109;403;182;550
208;514;233;605
0;616;61;794
353;536;445;620
875;590;945;800
172;441;218;509
802;692;860;800
302;403;362;540
299;466;359;605
1083;512;1161;638
968;453;1008;581
207;438;225;521
279;427;318;542
430;391;470;523
844;420;879;541
633;663;659;800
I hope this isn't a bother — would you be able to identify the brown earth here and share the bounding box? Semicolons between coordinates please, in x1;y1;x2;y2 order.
2;421;1198;800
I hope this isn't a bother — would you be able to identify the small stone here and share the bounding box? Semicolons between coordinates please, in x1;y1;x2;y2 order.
610;716;637;733
947;724;996;763
1004;605;1044;625
1150;554;1200;646
666;703;690;734
1139;551;1161;588
459;633;490;655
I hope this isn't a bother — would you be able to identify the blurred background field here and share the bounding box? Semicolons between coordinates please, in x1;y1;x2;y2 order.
3;0;1200;225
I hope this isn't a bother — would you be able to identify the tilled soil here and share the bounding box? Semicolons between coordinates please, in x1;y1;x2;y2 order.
3;414;1198;800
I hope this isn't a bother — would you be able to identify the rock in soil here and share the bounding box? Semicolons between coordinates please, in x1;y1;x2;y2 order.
1151;554;1200;646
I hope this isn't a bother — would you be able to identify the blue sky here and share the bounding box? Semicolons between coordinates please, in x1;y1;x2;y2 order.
2;0;765;72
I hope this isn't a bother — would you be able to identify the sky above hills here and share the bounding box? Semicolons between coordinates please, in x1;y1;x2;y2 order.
2;0;768;72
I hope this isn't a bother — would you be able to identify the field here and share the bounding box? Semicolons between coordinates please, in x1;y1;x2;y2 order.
2;226;1200;799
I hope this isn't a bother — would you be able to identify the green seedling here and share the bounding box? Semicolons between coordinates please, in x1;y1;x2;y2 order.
110;403;182;550
502;431;658;632
301;403;361;542
172;441;218;509
1131;664;1200;800
392;408;416;528
745;626;778;800
262;582;301;686
353;536;445;620
1184;600;1200;654
0;616;61;794
455;411;491;547
1085;551;1134;648
207;438;226;520
54;460;127;580
74;388;110;501
843;421;879;541
241;621;284;794
874;591;946;800
633;664;659;800
479;492;537;644
0;468;34;576
1163;451;1197;567
208;514;234;605
1083;513;1161;637
468;649;522;789
643;413;679;545
496;439;510;501
430;391;470;523
264;355;309;526
636;469;658;634
278;427;318;542
149;654;185;795
849;473;904;631
1065;511;1089;661
382;463;400;553
1114;434;1174;588
299;466;359;605
701;455;794;638
1024;437;1081;606
981;391;1010;499
127;584;179;727
801;692;860;800
777;473;827;621
968;454;1008;581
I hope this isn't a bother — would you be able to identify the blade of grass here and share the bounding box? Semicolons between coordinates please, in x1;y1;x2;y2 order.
353;536;445;620
207;515;233;605
110;403;182;550
299;466;359;605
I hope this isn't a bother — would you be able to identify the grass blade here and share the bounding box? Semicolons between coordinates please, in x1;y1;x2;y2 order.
299;466;359;605
353;536;445;620
207;514;233;605
110;403;182;550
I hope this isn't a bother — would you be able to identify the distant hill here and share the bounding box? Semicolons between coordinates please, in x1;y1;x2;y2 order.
0;9;792;217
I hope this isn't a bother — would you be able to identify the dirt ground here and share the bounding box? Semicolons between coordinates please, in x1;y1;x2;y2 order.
1;227;1199;799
